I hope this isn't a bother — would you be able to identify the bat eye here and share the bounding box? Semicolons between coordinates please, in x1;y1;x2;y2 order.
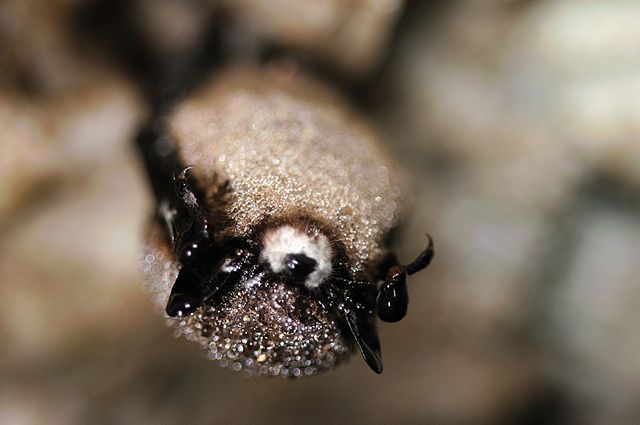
305;225;319;238
284;253;317;281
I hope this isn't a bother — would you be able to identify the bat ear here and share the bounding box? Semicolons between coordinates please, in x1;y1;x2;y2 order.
340;303;383;374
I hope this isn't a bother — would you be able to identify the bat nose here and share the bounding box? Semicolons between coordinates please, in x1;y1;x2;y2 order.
284;253;317;280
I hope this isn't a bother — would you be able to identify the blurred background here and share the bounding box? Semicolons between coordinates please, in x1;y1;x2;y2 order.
2;0;640;424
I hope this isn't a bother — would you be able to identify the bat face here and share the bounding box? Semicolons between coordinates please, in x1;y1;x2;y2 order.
138;67;434;377
144;221;355;377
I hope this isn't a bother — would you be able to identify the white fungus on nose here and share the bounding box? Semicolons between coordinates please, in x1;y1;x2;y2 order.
260;225;332;288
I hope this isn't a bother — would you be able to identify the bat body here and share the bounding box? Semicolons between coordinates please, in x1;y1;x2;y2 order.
140;67;433;377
